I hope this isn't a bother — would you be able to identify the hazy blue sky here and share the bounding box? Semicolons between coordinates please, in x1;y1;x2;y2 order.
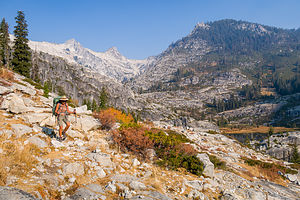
1;0;300;59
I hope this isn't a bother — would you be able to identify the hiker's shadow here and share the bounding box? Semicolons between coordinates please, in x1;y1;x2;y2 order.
42;127;57;139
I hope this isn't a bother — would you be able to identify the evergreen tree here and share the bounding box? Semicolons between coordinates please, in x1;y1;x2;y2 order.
0;18;11;67
86;100;92;111
290;144;300;164
12;11;31;77
99;87;109;110
91;98;97;112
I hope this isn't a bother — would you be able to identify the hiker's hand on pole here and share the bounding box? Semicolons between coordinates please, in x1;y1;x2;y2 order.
73;109;76;114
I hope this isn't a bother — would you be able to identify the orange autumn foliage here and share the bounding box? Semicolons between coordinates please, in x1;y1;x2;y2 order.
94;107;134;130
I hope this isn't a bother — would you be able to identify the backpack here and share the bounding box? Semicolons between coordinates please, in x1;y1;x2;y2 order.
52;96;62;116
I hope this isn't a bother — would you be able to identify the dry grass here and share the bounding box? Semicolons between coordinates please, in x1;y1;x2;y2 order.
0;139;39;185
238;163;288;186
221;126;296;134
0;67;14;84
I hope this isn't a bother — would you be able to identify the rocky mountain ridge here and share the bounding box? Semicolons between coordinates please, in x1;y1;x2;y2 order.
28;38;154;82
0;70;300;199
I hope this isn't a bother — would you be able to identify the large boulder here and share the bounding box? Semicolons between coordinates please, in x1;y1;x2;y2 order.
64;186;106;200
11;124;33;138
111;174;138;183
86;152;114;168
0;85;13;95
75;105;92;115
7;94;29;114
51;139;65;148
25;136;48;148
12;83;36;96
20;113;49;124
63;162;85;176
80;116;101;132
71;115;100;132
129;181;146;190
196;153;215;178
40;116;56;127
0;186;37;200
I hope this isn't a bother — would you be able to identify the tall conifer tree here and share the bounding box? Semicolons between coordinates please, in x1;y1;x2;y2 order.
0;18;11;67
12;11;31;77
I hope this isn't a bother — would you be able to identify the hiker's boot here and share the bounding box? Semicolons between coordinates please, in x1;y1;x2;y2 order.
62;132;67;140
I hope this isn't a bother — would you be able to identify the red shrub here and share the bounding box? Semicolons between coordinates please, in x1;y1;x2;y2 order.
112;127;154;159
93;111;116;130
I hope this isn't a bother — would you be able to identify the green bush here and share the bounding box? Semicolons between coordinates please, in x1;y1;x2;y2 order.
113;125;204;176
208;154;226;170
145;129;203;176
119;122;141;130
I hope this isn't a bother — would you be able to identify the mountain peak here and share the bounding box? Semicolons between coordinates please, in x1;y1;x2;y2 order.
105;46;122;58
65;38;81;46
190;22;210;35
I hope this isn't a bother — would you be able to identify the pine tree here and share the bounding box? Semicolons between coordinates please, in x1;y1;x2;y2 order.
99;87;109;110
0;18;11;67
290;144;300;164
12;11;31;77
91;99;97;112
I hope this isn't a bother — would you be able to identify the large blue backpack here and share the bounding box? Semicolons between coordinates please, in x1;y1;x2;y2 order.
52;96;62;116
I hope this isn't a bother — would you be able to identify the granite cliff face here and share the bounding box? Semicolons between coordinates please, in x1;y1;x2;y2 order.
31;51;138;110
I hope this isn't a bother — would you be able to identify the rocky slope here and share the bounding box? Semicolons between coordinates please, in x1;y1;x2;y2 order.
0;71;300;199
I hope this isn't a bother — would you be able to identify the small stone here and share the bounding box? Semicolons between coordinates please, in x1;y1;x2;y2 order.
105;181;116;193
51;139;65;148
129;181;146;190
74;139;84;147
69;177;76;183
286;174;298;182
96;168;106;178
132;158;140;167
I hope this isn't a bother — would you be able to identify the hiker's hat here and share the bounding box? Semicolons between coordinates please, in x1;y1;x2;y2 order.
60;95;68;101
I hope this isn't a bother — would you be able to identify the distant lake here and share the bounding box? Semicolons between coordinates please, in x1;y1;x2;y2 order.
227;132;269;143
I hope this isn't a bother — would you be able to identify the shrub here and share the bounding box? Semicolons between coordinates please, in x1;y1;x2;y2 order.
113;125;203;176
112;126;154;158
94;110;116;130
208;154;226;170
106;107;134;124
93;108;134;130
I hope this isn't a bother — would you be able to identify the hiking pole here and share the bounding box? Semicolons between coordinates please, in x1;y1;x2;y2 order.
74;109;77;124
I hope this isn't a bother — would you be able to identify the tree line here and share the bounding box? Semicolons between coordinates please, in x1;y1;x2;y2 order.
0;11;31;77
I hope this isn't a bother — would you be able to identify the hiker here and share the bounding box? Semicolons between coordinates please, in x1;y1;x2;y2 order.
54;95;76;141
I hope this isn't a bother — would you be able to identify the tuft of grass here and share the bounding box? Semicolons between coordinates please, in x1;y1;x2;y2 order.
0;141;39;185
